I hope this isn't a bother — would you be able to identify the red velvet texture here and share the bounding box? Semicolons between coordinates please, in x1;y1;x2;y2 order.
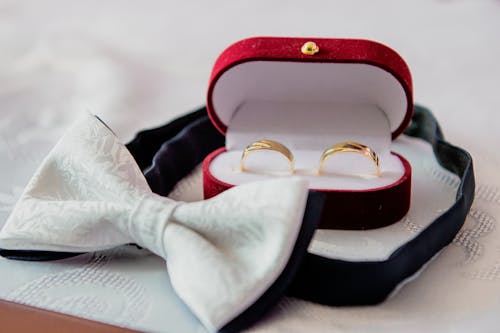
203;148;412;230
203;37;414;230
206;37;413;139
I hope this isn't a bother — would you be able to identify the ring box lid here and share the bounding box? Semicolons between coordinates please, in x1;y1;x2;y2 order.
206;36;413;155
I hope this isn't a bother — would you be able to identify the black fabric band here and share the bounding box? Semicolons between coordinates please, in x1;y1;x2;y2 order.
124;104;476;305
288;106;475;304
127;107;213;172
0;105;475;313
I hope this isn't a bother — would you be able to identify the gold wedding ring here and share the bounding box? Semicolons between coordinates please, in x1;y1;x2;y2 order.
240;139;294;174
318;141;381;177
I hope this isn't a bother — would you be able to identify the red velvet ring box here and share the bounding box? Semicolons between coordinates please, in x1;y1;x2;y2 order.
202;37;413;230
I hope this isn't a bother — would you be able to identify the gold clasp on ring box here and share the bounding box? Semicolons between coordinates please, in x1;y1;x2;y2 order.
301;41;319;55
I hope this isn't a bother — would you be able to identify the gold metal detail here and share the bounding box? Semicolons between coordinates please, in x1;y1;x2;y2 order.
318;141;381;177
301;41;319;55
240;139;294;174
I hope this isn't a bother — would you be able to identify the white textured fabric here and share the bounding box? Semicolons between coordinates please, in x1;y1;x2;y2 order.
0;113;310;332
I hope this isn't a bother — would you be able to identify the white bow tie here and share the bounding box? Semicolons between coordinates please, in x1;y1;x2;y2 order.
0;113;312;332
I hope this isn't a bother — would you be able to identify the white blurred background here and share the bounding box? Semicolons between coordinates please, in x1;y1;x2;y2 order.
1;0;498;151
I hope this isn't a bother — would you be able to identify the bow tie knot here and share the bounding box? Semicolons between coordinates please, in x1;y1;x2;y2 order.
127;194;179;259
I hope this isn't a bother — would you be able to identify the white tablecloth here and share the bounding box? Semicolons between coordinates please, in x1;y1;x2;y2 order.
1;0;499;332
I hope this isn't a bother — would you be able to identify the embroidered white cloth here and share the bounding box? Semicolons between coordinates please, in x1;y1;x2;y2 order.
0;113;310;332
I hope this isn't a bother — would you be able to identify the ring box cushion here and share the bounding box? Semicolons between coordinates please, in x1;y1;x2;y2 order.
203;37;414;229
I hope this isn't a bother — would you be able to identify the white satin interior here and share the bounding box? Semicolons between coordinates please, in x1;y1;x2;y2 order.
209;61;408;190
210;101;406;190
212;61;407;133
210;149;405;190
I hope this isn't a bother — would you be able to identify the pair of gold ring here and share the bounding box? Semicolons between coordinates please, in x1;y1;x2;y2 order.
240;139;381;177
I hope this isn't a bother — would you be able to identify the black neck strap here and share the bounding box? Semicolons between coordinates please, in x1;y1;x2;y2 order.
288;106;475;304
0;105;474;308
